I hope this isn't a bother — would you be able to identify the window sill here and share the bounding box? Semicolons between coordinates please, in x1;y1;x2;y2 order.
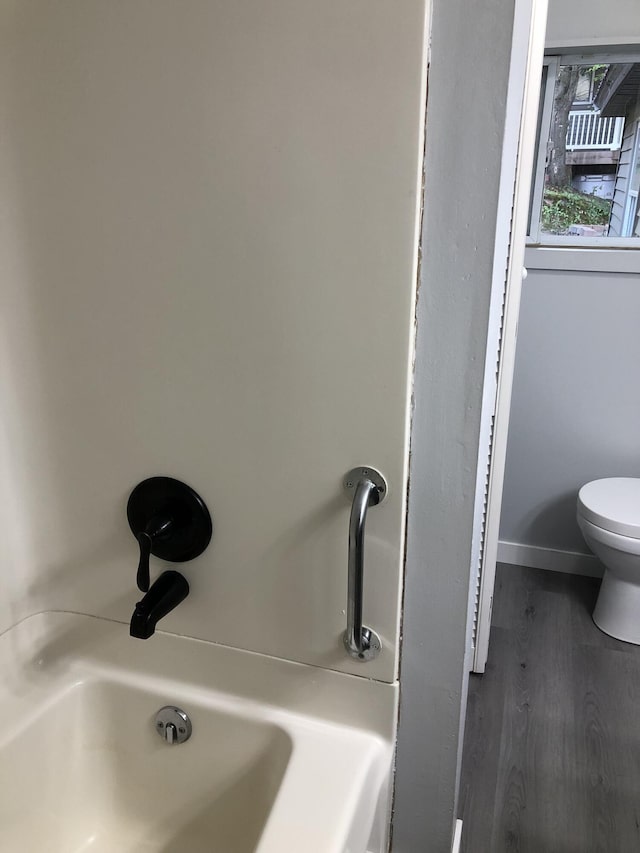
524;245;640;273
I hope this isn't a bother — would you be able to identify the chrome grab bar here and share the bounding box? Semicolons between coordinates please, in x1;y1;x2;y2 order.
343;467;387;661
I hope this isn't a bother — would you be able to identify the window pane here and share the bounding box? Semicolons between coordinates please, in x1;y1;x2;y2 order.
528;64;549;234
538;61;640;240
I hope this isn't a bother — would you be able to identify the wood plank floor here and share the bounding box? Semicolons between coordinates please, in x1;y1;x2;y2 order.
459;564;640;853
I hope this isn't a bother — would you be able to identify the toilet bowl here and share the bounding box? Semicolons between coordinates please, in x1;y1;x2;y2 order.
577;478;640;644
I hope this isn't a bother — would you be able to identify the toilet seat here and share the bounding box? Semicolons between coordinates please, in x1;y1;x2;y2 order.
577;478;640;538
578;516;640;556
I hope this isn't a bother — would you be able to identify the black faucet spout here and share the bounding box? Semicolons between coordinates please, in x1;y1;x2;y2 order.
130;570;189;639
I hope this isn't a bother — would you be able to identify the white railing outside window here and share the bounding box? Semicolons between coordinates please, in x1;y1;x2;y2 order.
566;110;625;151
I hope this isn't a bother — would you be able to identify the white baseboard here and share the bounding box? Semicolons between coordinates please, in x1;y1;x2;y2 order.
497;540;603;578
451;819;463;853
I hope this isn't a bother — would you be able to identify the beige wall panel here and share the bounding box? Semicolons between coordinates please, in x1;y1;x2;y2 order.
0;0;427;680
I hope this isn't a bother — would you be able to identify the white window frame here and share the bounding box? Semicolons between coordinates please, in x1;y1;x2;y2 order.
528;51;640;248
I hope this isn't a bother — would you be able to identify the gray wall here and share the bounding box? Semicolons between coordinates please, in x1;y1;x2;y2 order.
500;255;640;554
393;0;515;848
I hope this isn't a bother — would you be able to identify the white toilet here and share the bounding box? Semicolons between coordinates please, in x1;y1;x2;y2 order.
577;478;640;644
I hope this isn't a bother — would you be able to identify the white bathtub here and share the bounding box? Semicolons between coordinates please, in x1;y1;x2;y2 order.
0;613;397;852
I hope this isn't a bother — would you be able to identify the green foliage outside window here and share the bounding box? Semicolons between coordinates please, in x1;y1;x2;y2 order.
541;186;612;234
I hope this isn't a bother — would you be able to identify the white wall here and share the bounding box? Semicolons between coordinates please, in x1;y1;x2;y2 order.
546;0;640;49
499;0;640;565
0;0;428;682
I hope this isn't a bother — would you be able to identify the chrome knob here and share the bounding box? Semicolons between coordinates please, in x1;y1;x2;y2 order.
155;706;192;745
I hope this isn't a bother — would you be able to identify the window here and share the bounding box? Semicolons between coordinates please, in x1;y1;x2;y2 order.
528;53;640;246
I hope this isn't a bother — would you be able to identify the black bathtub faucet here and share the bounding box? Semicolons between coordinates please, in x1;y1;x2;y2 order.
126;477;213;639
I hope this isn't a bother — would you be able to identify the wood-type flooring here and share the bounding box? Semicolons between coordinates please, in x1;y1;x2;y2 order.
459;564;640;853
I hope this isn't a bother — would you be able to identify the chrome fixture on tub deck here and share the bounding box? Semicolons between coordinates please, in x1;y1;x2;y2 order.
155;706;192;745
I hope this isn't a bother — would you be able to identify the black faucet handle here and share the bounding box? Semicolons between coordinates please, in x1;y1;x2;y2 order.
136;516;174;592
136;532;152;592
127;477;213;594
